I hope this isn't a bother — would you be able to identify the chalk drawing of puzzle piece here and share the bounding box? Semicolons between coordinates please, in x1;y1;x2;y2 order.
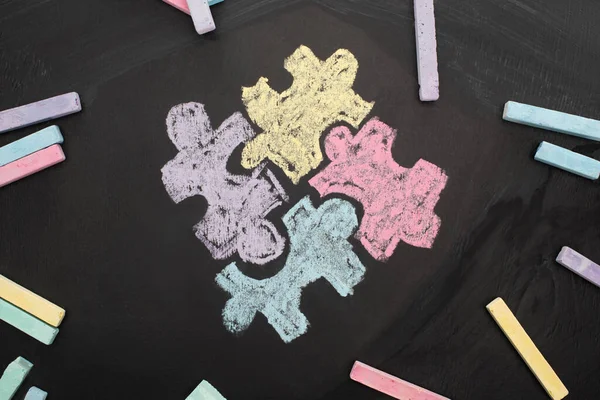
309;118;449;261
215;196;366;343
161;102;288;265
241;45;374;184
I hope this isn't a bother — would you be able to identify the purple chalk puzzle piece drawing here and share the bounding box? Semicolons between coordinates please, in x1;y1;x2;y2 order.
216;196;365;342
161;102;288;265
309;118;448;261
556;247;600;289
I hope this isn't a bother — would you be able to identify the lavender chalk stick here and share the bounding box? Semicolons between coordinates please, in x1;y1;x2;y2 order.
556;247;600;288
504;101;600;142
24;387;47;400
534;141;600;180
187;0;216;35
0;125;64;167
414;0;439;101
0;93;81;134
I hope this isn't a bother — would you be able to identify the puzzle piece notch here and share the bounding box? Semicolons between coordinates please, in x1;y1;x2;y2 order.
241;45;374;184
161;102;288;265
309;118;448;261
216;196;366;342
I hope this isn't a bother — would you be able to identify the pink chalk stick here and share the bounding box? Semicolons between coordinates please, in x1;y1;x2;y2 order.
350;361;451;400
414;0;439;101
0;145;65;188
163;0;191;14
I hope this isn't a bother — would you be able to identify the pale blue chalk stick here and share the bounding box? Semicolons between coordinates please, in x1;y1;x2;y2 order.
0;298;59;345
186;380;227;400
0;126;64;167
24;387;47;400
535;141;600;180
504;101;600;141
0;357;33;400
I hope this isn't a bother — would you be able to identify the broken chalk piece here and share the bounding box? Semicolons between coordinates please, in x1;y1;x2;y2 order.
186;380;227;400
414;0;440;101
556;246;600;288
534;141;600;180
163;0;223;15
487;298;568;400
0;357;33;400
0;144;65;188
503;101;600;142
0;125;64;167
0;92;81;134
0;297;59;345
0;274;65;327
187;0;216;35
24;387;47;400
350;361;450;400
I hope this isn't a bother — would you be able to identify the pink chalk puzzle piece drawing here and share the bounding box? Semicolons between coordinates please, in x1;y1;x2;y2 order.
309;118;448;261
216;196;365;342
161;102;288;265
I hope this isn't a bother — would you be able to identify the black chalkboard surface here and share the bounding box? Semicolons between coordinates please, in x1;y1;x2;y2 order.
1;1;600;399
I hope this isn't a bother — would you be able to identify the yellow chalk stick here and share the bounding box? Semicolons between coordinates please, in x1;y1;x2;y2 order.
486;298;568;400
0;275;65;327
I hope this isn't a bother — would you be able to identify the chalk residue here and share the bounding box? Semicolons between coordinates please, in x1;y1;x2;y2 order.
161;102;288;265
309;118;448;261
241;45;374;184
216;196;365;342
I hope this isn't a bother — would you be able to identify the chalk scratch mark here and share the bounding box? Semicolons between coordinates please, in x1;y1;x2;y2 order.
216;196;365;342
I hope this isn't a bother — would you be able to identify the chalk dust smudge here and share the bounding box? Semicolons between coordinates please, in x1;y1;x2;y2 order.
241;45;374;184
161;102;288;265
309;118;448;261
216;196;365;342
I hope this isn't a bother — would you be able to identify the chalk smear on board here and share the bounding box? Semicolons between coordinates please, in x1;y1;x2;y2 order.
161;102;288;265
310;118;448;261
241;45;374;184
216;196;365;342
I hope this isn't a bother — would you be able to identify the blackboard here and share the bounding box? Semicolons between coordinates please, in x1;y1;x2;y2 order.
1;0;600;399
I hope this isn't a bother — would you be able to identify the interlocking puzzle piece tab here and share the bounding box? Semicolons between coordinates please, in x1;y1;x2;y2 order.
161;102;288;265
309;118;448;261
216;196;366;342
241;45;374;184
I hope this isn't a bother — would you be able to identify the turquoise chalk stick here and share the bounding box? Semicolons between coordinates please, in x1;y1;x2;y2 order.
0;298;59;345
0;357;33;400
0;125;64;167
186;380;227;400
504;101;600;141
535;141;600;180
25;387;47;400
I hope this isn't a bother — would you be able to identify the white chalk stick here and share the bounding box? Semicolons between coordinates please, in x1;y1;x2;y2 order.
187;0;216;35
414;0;440;101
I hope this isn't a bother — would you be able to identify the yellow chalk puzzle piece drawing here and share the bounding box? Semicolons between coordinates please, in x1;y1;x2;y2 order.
241;45;374;184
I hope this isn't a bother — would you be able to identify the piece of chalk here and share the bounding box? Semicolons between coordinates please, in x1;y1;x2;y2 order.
0;274;65;327
0;357;33;400
414;0;439;101
503;101;600;142
163;0;223;15
187;0;216;35
487;298;568;400
350;361;450;400
0;144;65;188
0;125;64;167
186;380;227;400
556;247;600;288
534;141;600;180
0;297;59;345
24;387;47;400
0;93;81;134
